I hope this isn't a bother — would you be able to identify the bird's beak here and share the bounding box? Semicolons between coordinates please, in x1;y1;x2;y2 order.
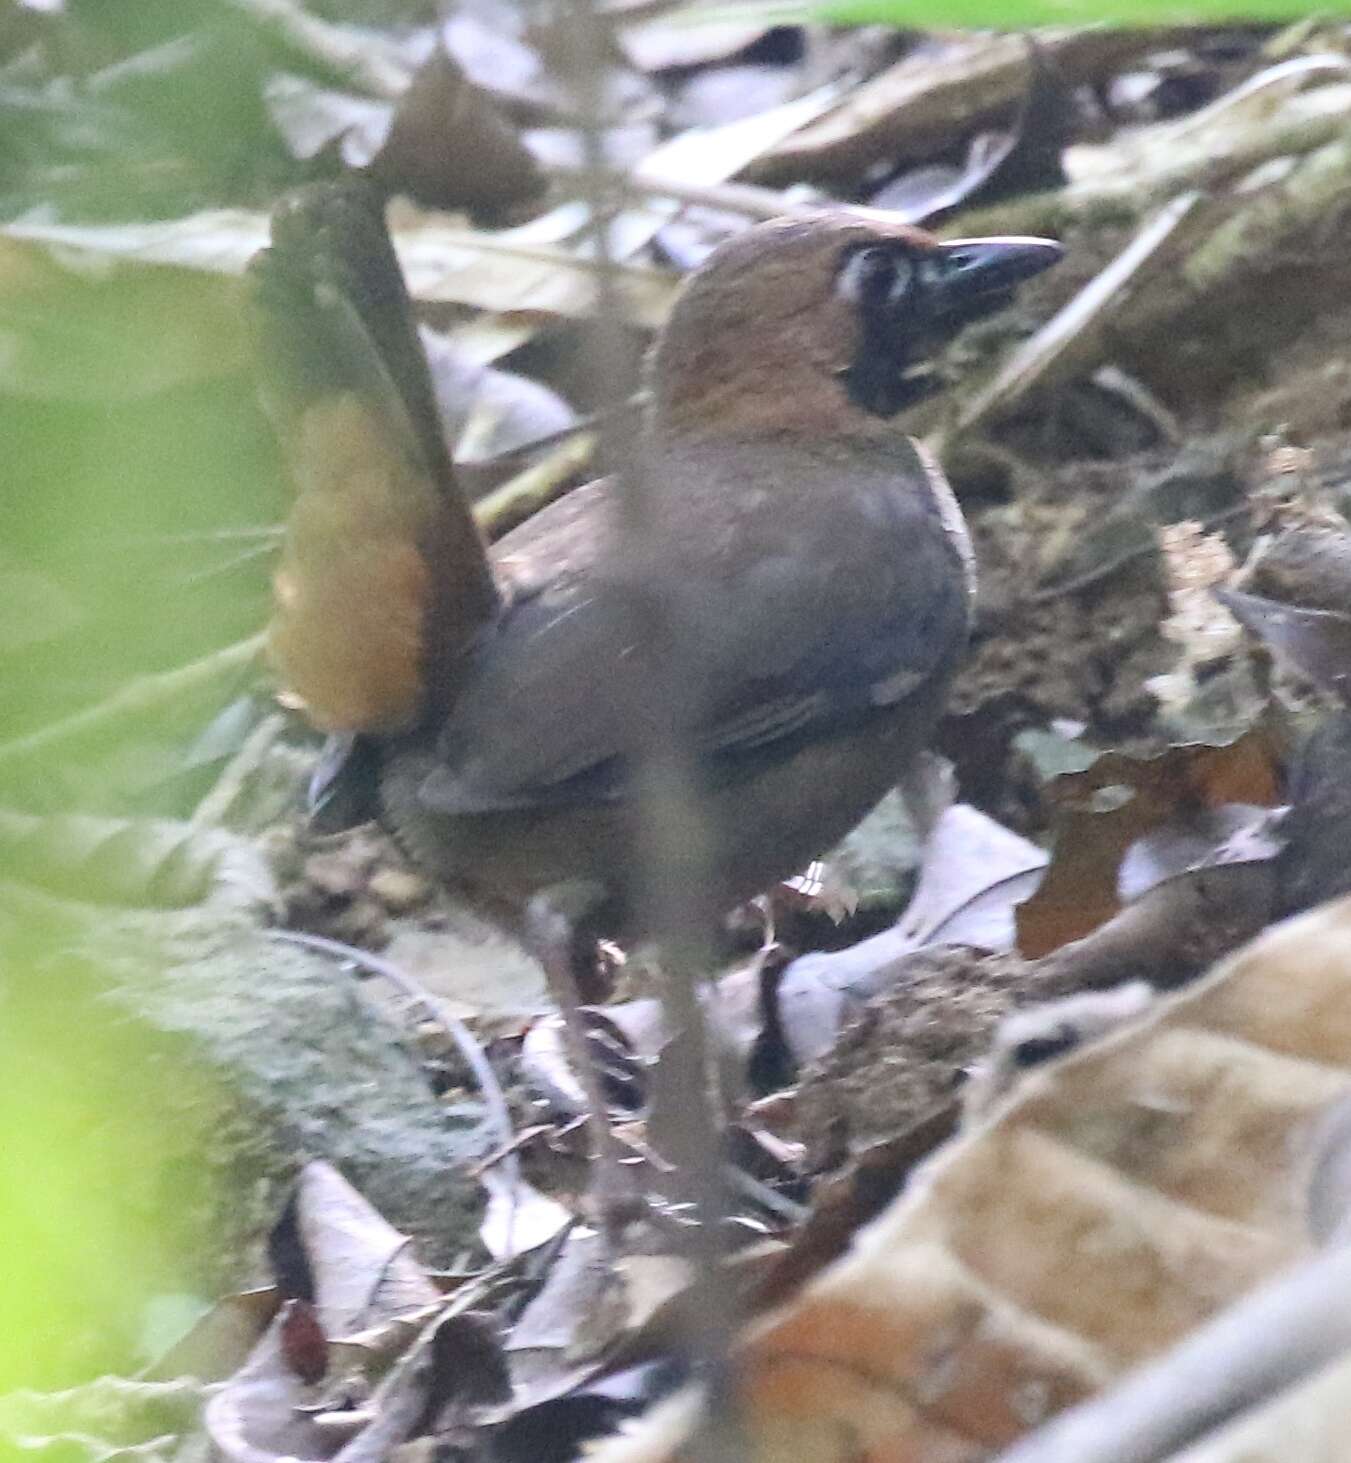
926;235;1063;318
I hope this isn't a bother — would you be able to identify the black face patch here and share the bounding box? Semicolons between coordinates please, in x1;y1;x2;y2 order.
834;241;1025;419
835;242;939;419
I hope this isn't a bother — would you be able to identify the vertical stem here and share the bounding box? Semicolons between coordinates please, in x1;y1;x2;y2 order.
551;0;741;1451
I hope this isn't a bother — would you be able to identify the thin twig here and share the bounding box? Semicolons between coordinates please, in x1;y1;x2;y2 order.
473;393;648;478
272;926;531;1260
947;190;1206;446
474;432;599;539
724;1166;808;1225
566;0;728;1210
557;0;741;1452
268;928;517;1176
547;160;804;222
995;1242;1351;1463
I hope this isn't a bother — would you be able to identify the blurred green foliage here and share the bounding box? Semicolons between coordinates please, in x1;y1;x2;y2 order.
0;18;283;1401
0;937;227;1393
0;261;270;1398
0;257;280;812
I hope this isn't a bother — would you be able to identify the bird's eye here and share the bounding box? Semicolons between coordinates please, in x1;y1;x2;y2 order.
837;245;913;308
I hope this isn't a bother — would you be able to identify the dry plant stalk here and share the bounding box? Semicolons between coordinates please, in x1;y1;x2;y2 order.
550;0;739;1441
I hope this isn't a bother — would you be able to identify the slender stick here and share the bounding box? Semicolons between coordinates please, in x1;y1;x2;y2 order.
546;160;805;223
268;929;517;1182
994;1242;1351;1463
553;0;742;1450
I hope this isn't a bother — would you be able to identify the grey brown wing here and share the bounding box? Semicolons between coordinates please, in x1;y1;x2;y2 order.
417;506;968;817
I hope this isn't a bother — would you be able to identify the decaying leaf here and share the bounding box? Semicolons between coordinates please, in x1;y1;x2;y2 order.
419;324;577;490
369;45;545;214
617;10;778;74
480;1168;573;1261
505;1227;630;1392
2;209;676;329
205;1162;442;1463
869;51;1072;224
591;894;1351;1462
1015;728;1283;959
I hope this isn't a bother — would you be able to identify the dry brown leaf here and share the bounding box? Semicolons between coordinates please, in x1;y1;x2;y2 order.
1015;729;1283;959
370;45;545;213
591;894;1351;1461
205;1162;442;1463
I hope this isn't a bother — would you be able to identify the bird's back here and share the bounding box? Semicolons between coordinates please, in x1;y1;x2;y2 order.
379;427;972;908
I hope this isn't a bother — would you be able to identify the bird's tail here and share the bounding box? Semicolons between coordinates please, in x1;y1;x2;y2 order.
248;178;499;738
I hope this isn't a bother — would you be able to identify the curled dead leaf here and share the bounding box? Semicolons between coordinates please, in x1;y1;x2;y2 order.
1015;728;1283;958
370;46;545;214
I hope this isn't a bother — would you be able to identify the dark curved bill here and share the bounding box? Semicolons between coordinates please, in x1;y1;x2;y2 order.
935;235;1065;295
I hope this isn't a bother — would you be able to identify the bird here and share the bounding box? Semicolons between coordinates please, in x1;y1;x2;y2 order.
252;183;1062;964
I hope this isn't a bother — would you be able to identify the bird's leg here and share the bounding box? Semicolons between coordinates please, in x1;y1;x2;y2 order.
897;748;954;843
525;883;640;1238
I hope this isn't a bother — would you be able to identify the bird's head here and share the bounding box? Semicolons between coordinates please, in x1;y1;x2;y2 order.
649;210;1063;439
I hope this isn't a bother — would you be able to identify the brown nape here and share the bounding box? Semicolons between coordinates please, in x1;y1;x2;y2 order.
646;210;942;442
